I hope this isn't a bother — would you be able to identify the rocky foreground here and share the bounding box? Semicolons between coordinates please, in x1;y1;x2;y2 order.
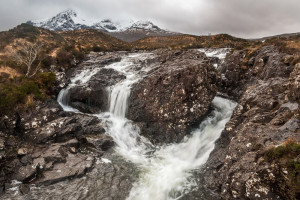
0;46;299;199
187;46;300;199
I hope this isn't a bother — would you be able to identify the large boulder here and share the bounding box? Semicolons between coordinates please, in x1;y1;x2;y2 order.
128;50;220;143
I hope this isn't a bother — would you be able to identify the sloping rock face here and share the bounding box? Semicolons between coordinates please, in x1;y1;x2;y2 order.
128;50;220;143
196;46;300;199
0;100;114;193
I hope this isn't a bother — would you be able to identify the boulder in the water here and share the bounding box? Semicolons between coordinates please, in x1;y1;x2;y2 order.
128;50;220;143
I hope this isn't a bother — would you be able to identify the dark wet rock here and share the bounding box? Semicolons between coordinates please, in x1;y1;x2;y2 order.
68;85;108;113
80;134;114;151
253;46;293;79
128;50;220;143
89;68;126;87
218;50;250;98
70;101;96;113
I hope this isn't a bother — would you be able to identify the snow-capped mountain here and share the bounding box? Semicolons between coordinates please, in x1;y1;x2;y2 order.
27;9;92;31
26;9;179;41
27;9;134;32
126;21;161;31
27;9;166;32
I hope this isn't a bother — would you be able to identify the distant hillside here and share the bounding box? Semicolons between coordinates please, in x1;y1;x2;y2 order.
0;23;63;50
58;29;130;51
132;34;253;50
252;32;300;41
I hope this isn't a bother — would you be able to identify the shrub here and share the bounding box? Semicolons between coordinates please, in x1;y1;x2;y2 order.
0;72;56;115
92;45;102;52
41;56;53;68
265;140;300;161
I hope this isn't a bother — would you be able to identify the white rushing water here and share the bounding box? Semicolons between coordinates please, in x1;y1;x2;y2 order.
198;48;231;60
57;52;236;200
127;97;236;200
103;53;155;164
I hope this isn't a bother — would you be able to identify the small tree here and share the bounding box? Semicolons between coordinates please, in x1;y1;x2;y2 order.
13;41;43;78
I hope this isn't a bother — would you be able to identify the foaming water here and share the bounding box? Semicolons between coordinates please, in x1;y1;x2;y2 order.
127;97;236;200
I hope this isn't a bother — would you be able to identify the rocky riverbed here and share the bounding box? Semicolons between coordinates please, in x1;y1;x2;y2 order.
0;46;299;200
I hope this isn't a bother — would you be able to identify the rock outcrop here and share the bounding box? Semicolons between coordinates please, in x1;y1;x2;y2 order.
128;50;220;143
197;45;300;199
0;99;113;193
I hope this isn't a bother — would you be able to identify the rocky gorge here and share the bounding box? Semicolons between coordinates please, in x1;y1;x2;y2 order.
0;45;299;200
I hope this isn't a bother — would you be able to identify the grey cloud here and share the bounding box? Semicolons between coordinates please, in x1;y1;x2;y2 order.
0;0;299;38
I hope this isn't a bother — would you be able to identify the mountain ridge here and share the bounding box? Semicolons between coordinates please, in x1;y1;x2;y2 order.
26;9;179;41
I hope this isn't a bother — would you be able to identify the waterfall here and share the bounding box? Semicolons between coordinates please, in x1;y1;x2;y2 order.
57;89;78;112
108;81;131;117
104;54;154;163
57;51;236;200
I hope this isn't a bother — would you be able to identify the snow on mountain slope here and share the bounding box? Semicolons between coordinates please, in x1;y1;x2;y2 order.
27;9;96;31
127;21;161;31
26;9;172;34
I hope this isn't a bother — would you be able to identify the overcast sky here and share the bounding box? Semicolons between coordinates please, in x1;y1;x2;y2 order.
0;0;299;38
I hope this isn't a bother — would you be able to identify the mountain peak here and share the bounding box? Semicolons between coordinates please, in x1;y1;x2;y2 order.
57;9;77;17
128;20;161;31
26;9;178;40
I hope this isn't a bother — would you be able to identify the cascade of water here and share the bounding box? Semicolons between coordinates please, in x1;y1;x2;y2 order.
103;53;154;163
57;89;79;112
57;51;236;200
108;81;132;117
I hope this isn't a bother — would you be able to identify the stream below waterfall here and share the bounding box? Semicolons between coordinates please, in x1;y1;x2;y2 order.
2;50;236;200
